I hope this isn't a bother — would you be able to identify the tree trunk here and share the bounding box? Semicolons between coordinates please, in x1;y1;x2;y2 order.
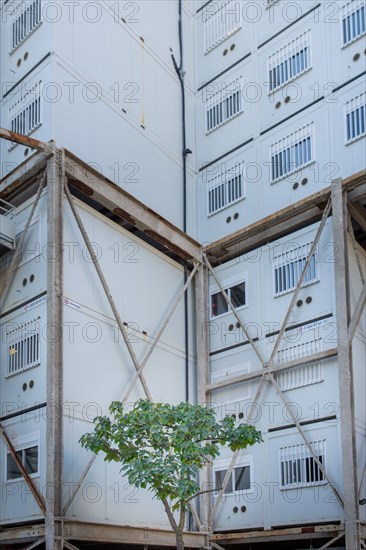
176;526;185;550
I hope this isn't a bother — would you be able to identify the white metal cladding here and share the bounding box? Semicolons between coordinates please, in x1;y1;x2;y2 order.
208;161;245;215
345;91;366;143
203;0;241;54
273;241;318;296
8;81;42;150
267;30;311;93
279;440;326;488
11;0;42;51
275;338;323;391
6;316;41;376
341;0;366;46
270;122;314;183
206;77;243;133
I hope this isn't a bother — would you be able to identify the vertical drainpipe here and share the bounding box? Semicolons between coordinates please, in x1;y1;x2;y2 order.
171;0;193;531
171;0;191;404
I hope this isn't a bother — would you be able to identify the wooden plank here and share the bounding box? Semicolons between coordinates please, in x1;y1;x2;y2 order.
211;524;343;541
64;520;206;547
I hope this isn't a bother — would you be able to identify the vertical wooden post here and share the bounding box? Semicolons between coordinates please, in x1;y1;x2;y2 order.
45;145;64;550
195;263;212;544
331;179;360;549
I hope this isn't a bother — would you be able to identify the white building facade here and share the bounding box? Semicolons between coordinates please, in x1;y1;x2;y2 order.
0;1;365;549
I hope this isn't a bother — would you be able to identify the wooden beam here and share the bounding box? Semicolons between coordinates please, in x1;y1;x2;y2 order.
64;150;201;263
211;524;343;543
0;521;207;547
205;172;365;264
0;151;49;201
64;520;206;547
0;127;53;153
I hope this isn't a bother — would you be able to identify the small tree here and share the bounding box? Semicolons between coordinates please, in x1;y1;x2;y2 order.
80;399;262;550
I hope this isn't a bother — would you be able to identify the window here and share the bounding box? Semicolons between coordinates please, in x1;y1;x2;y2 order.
279;440;326;488
268;31;311;93
275;338;324;390
8;81;41;150
273;241;318;296
211;280;246;318
345;92;366;143
6;317;41;376
208;162;245;215
6;439;39;481
270;123;314;182
206;78;243;133
203;0;241;54
342;0;365;46
214;458;252;494
11;0;42;51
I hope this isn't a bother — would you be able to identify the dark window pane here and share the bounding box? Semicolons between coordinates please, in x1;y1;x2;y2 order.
24;446;38;475
230;282;245;308
215;469;233;493
211;292;228;317
7;451;22;480
234;466;250;491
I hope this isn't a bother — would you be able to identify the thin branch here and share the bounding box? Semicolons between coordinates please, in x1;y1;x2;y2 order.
184;488;218;504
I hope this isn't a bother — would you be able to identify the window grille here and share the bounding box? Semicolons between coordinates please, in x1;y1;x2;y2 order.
204;0;241;54
8;81;41;150
12;0;42;51
342;0;365;46
275;338;323;390
279;440;326;488
273;241;318;296
270;123;314;182
208;162;245;215
345;92;366;143
206;77;243;133
268;30;311;93
6;317;41;376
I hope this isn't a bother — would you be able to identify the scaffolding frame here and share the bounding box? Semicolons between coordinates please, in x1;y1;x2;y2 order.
0;129;365;549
